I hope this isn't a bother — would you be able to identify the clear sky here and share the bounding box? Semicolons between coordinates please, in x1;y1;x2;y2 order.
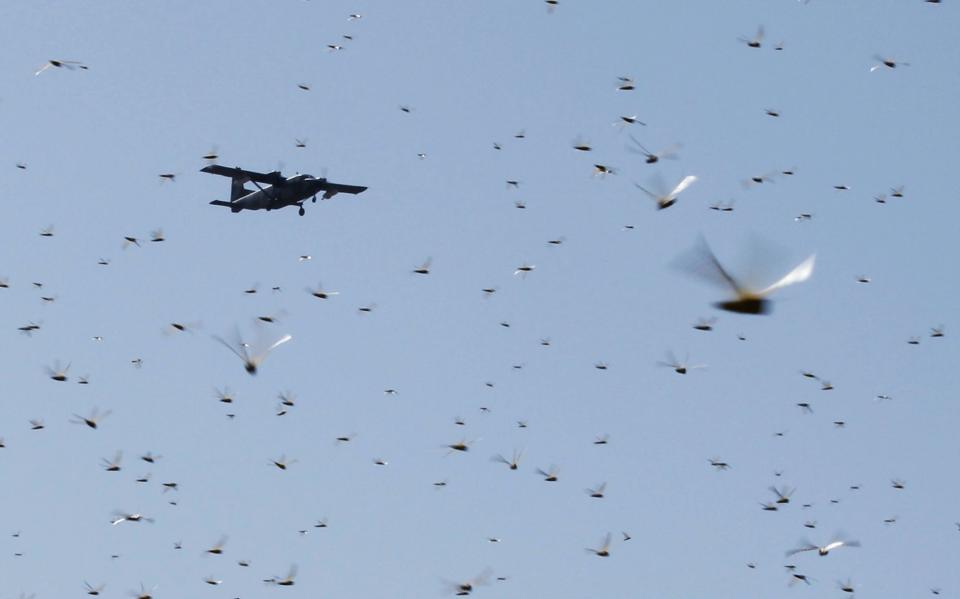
2;1;959;597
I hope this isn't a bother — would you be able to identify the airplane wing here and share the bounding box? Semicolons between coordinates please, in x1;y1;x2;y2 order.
201;165;284;185
320;182;367;195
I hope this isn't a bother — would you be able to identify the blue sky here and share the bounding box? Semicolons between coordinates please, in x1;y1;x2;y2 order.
1;1;959;597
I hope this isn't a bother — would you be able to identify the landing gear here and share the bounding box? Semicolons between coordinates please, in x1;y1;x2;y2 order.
298;206;305;216
311;195;317;203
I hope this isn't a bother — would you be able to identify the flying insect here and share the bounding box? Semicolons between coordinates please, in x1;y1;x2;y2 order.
676;236;815;314
213;330;292;375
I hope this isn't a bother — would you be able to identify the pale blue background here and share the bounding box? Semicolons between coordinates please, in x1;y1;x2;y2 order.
1;1;958;597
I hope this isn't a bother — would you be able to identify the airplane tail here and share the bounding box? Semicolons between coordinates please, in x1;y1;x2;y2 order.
210;200;241;213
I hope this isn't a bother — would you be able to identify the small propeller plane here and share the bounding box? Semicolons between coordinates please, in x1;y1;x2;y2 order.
202;165;367;216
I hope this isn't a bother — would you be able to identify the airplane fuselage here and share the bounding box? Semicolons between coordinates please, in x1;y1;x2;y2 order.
231;176;333;212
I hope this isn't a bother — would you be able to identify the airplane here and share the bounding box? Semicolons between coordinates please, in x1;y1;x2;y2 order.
202;165;367;216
